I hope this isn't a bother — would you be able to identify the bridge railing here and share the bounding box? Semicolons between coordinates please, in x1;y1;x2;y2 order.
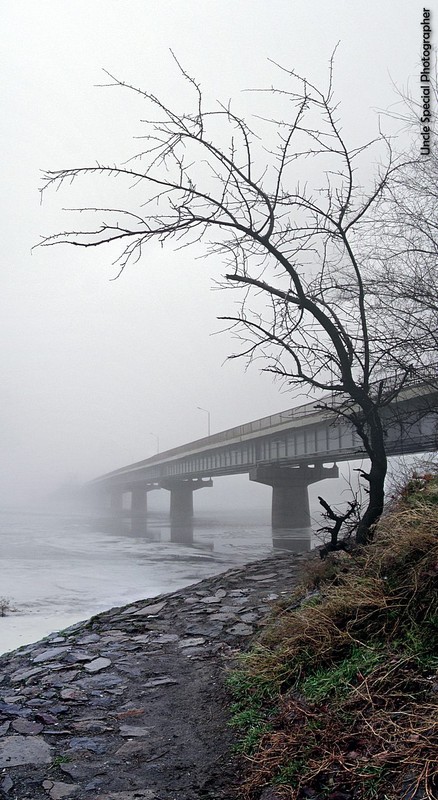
94;367;438;483
95;396;326;481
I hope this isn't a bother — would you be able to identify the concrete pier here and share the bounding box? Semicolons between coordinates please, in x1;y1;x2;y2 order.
110;488;124;516
130;485;148;517
250;464;338;530
161;478;213;525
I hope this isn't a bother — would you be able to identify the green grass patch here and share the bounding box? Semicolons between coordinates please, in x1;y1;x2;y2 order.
227;664;279;754
397;618;438;670
301;644;385;702
272;758;305;787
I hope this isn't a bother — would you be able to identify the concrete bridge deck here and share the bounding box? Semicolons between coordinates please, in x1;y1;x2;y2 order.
92;380;438;533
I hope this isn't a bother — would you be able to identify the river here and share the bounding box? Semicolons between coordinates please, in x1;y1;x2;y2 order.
0;507;316;655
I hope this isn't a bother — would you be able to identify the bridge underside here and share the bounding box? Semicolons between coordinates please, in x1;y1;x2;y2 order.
101;463;340;538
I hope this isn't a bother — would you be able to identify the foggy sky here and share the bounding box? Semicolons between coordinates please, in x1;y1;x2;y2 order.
0;1;427;507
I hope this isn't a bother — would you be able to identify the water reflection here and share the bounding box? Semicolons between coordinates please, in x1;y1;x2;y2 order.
170;521;194;545
129;517;162;540
96;515;218;550
102;513;312;553
97;515;162;541
272;527;312;553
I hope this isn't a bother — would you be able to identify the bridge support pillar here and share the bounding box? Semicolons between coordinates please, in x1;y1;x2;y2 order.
130;486;148;517
125;483;160;517
272;482;310;529
110;488;124;516
250;464;339;530
161;478;213;526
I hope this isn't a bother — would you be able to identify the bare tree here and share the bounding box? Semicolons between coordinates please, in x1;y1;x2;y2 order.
363;75;438;371
38;57;436;546
366;149;438;372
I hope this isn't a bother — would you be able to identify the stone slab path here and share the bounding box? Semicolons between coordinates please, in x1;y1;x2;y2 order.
0;552;304;800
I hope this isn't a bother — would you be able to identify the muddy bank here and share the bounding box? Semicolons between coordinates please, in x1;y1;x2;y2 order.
0;551;304;800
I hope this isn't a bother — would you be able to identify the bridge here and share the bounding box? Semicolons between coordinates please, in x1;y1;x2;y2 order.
91;380;438;539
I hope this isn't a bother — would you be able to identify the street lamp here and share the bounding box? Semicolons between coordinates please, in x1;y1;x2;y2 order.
149;432;160;454
197;406;211;436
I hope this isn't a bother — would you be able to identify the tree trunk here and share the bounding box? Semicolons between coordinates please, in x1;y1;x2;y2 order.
355;407;388;544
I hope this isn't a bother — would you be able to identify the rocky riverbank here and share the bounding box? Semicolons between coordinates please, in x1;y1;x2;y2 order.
0;551;305;800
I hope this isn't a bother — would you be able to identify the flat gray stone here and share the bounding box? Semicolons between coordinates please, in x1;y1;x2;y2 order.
0;702;27;717
247;573;277;581
0;735;53;767
40;672;77;689
131;635;151;646
133;601;167;616
60;687;88;701
33;647;70;663
200;596;222;604
11;718;44;734
178;637;206;649
76;634;101;644
42;780;79;799
1;694;24;703
77;673;124;689
186;622;224;637
72;719;111;733
11;667;43;683
60;762;103;779
227;623;253;636
240;612;260;623
67;736;109;754
114;740;155;758
149;633;179;644
99;631;128;640
95;792;157;800
35;711;59;724
143;676;178;689
120;606;140;616
51;670;79;683
1;775;13;793
184;647;209;659
119;724;153;737
207;612;237;622
116;664;142;678
64;651;93;663
84;657;111;673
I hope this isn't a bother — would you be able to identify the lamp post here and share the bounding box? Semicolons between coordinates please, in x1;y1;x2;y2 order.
149;432;160;454
197;406;211;437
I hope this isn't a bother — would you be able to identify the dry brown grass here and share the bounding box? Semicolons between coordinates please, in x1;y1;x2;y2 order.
230;475;438;800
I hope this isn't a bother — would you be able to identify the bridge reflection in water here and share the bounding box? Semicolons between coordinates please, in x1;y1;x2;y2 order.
93;510;312;557
95;512;312;554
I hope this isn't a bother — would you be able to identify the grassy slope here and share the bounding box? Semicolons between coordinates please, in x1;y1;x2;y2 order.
228;474;438;800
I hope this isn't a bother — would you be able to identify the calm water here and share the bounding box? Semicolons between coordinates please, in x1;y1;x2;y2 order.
0;508;314;655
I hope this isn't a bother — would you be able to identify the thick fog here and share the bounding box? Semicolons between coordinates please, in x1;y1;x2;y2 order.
0;1;424;510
